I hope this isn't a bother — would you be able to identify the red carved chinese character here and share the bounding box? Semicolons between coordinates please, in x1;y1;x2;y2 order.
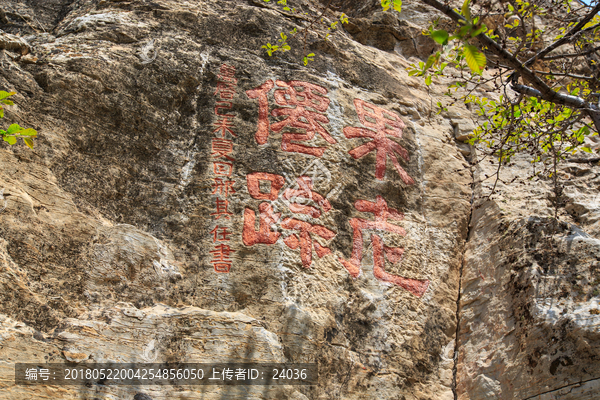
283;176;331;218
281;218;336;268
213;161;233;176
217;64;236;83
243;172;285;246
210;225;233;242
215;101;234;117
210;243;235;273
211;198;233;220
246;172;285;201
211;138;235;161
344;99;415;184
213;115;237;138
215;82;236;99
242;172;337;268
243;202;281;246
212;178;236;197
272;80;336;156
338;195;429;297
246;80;335;156
245;80;274;145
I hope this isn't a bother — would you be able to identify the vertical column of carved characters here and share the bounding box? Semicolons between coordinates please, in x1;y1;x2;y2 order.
210;64;237;273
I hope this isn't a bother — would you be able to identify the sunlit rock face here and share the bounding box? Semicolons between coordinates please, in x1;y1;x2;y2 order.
0;0;598;399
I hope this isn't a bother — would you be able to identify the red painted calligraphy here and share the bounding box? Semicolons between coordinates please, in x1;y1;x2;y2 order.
281;218;336;268
242;172;336;268
245;80;335;156
212;178;236;197
213;115;237;138
211;138;235;161
211;225;233;242
243;202;281;246
242;172;284;246
246;172;285;201
217;64;237;84
210;243;235;273
245;80;274;145
213;161;233;176
211;198;233;220
214;82;236;99
215;101;234;117
210;64;237;273
214;64;237;100
282;176;331;218
343;99;415;184
338;195;429;297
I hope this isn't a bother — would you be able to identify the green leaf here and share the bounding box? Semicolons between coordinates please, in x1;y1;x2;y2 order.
461;0;471;21
3;136;16;145
303;53;315;66
463;45;486;74
381;0;391;11
6;123;23;135
393;0;402;12
581;146;593;153
0;108;3;119
425;75;432;86
471;24;487;37
23;137;34;149
20;128;37;137
424;52;439;71
0;91;15;101
458;25;471;38
431;30;449;45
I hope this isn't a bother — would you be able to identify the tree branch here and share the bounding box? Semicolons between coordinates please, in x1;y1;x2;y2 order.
542;44;600;60
418;0;600;132
533;70;599;80
523;3;600;67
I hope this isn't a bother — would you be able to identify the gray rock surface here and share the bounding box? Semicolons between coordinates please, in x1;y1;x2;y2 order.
0;0;598;399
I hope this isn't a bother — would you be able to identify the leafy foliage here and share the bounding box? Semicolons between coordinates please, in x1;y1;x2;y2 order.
401;0;600;212
381;0;402;13
261;0;348;63
0;91;37;149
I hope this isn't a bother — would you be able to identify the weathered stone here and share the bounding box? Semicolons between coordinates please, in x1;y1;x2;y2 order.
0;0;598;399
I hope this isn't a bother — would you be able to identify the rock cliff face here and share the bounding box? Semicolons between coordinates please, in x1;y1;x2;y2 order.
0;1;598;399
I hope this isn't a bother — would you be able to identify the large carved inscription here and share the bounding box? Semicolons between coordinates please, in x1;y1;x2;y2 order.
243;172;336;269
246;80;335;156
209;70;428;297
